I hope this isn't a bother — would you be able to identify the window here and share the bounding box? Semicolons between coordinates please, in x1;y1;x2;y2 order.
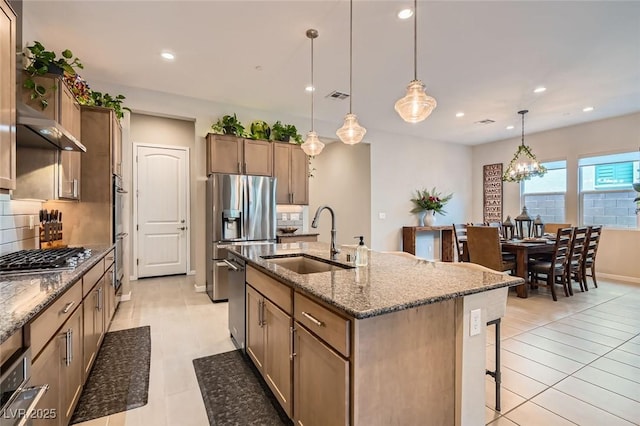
521;160;567;223
579;152;639;229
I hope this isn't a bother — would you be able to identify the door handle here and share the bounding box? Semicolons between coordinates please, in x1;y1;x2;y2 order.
178;226;186;230
238;162;241;173
73;179;78;198
301;311;324;327
223;259;239;271
290;326;296;360
62;301;75;314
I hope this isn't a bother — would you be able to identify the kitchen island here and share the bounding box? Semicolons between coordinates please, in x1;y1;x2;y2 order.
227;242;524;426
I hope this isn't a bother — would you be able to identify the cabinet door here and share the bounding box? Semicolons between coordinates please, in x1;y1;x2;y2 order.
58;150;81;199
264;299;293;417
0;1;16;190
207;134;242;174
290;145;309;205
59;83;81;141
31;334;62;426
111;113;122;176
273;143;290;204
246;285;265;371
243;139;273;176
61;306;83;426
104;264;116;324
82;287;97;378
294;324;349;426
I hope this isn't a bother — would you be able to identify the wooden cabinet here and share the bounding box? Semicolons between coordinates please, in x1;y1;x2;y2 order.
273;142;308;205
276;234;318;244
0;0;16;191
294;324;349;426
58;151;81;199
206;134;273;176
104;264;116;325
83;274;105;379
81;106;121;178
246;284;265;370
31;333;62;426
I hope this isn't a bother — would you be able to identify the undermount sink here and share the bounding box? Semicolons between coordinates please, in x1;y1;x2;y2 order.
262;254;354;275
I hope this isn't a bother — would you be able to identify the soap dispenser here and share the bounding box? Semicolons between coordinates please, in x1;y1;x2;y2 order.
354;236;368;267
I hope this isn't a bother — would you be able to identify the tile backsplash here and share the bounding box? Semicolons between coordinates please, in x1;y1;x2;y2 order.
0;194;41;255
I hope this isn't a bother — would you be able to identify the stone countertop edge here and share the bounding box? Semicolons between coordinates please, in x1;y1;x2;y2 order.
276;232;320;237
0;245;115;345
227;242;525;320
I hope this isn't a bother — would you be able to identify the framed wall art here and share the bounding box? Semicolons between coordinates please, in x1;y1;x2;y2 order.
483;163;503;223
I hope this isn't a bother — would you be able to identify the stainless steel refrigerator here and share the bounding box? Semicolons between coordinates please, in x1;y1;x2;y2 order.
206;174;276;302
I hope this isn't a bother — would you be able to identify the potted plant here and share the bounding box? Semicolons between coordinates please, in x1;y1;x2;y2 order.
249;120;271;140
211;114;245;136
410;187;453;226
23;41;84;109
271;121;302;144
88;91;129;120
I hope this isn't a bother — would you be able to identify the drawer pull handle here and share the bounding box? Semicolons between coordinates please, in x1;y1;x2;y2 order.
290;326;296;360
62;301;75;314
301;311;324;327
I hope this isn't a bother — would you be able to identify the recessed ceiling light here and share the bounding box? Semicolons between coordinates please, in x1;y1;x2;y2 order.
533;87;546;93
305;85;315;92
583;106;594;112
161;51;175;61
455;112;464;118
506;125;515;130
397;8;414;19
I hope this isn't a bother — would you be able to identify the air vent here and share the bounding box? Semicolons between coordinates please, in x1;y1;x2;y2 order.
325;90;350;100
475;119;496;125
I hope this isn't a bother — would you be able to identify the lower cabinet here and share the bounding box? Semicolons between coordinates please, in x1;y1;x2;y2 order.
293;324;349;426
31;305;83;426
104;264;116;323
246;284;293;417
83;275;105;379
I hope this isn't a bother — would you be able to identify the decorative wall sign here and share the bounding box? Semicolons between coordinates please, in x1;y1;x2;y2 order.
483;163;503;223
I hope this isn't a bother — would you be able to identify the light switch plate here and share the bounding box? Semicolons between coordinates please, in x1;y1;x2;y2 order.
470;309;482;336
290;213;300;221
378;212;386;220
281;213;288;221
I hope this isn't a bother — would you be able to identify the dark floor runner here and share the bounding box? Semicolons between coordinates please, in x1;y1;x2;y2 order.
70;326;151;424
193;350;291;425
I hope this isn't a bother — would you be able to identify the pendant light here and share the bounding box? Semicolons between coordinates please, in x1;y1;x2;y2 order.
502;110;547;182
336;0;366;145
301;29;324;157
394;0;437;123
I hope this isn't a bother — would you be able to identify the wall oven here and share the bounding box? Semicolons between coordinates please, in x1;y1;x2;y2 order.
0;349;49;426
113;175;127;291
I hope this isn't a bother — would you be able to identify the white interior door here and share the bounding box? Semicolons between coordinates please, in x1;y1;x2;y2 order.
136;145;188;277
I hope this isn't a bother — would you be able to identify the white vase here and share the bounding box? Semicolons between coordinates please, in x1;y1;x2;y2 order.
424;210;436;227
417;210;427;227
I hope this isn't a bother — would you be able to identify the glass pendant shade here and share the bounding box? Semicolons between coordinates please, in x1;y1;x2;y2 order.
301;131;324;156
395;80;437;123
337;113;366;145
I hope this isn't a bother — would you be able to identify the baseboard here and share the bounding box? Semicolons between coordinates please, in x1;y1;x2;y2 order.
188;270;196;276
119;291;132;302
194;284;206;293
598;273;640;285
129;275;137;281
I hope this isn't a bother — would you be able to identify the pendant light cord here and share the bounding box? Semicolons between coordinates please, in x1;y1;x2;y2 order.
413;0;418;81
311;35;315;132
349;0;353;113
520;110;526;147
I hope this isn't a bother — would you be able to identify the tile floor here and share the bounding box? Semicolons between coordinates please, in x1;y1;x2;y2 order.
76;275;640;426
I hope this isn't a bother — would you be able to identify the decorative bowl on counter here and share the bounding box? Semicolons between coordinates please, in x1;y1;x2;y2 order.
278;227;299;234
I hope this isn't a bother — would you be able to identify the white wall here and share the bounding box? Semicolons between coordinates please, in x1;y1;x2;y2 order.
472;112;640;281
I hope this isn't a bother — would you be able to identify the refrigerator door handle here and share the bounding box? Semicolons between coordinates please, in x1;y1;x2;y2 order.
222;259;239;271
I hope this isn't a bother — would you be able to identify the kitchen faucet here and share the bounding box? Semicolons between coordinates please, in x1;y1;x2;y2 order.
311;205;339;260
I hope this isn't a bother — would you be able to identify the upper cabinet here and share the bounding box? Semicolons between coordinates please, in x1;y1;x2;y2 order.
274;142;308;205
0;0;16;191
206;134;273;176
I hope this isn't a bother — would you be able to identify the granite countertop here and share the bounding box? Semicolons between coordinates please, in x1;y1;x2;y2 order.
227;242;524;319
0;245;114;344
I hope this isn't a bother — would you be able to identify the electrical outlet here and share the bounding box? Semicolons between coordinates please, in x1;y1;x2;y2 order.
290;213;300;221
29;215;35;230
378;212;386;220
281;213;288;221
470;309;482;336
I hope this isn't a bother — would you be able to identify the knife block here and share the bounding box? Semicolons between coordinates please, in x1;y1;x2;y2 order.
40;222;63;244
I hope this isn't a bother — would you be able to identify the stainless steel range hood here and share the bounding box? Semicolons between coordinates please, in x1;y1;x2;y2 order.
16;103;86;152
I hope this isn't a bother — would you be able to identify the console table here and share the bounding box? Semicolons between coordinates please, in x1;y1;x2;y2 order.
402;226;455;262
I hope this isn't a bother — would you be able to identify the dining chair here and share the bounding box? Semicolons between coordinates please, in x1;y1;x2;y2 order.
485;222;504;237
566;226;589;294
527;227;573;301
466;226;515;273
452;223;468;262
543;223;571;235
581;225;603;289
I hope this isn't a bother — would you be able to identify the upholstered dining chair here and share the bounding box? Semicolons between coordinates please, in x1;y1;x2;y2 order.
544;223;571;235
528;227;573;301
566;226;589;294
453;223;468;262
466;226;515;273
581;225;603;289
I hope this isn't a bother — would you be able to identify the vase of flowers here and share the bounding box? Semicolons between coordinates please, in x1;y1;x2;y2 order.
410;188;453;227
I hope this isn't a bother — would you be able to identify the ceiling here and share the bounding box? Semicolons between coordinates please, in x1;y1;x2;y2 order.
22;1;640;145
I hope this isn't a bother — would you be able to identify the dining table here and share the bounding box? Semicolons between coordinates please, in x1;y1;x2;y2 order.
500;239;556;298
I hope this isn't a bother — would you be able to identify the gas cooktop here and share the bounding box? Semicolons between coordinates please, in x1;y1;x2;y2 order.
0;247;91;274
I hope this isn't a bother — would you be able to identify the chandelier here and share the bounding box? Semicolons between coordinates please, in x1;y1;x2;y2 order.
502;110;547;182
301;29;325;156
394;0;437;123
336;0;366;144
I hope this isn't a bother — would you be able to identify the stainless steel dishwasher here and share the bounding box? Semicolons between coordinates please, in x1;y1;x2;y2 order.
226;252;246;350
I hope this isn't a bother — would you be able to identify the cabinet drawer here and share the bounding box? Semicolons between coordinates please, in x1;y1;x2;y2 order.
82;259;104;297
294;292;350;358
29;279;82;358
104;249;115;268
0;330;22;365
246;266;292;314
